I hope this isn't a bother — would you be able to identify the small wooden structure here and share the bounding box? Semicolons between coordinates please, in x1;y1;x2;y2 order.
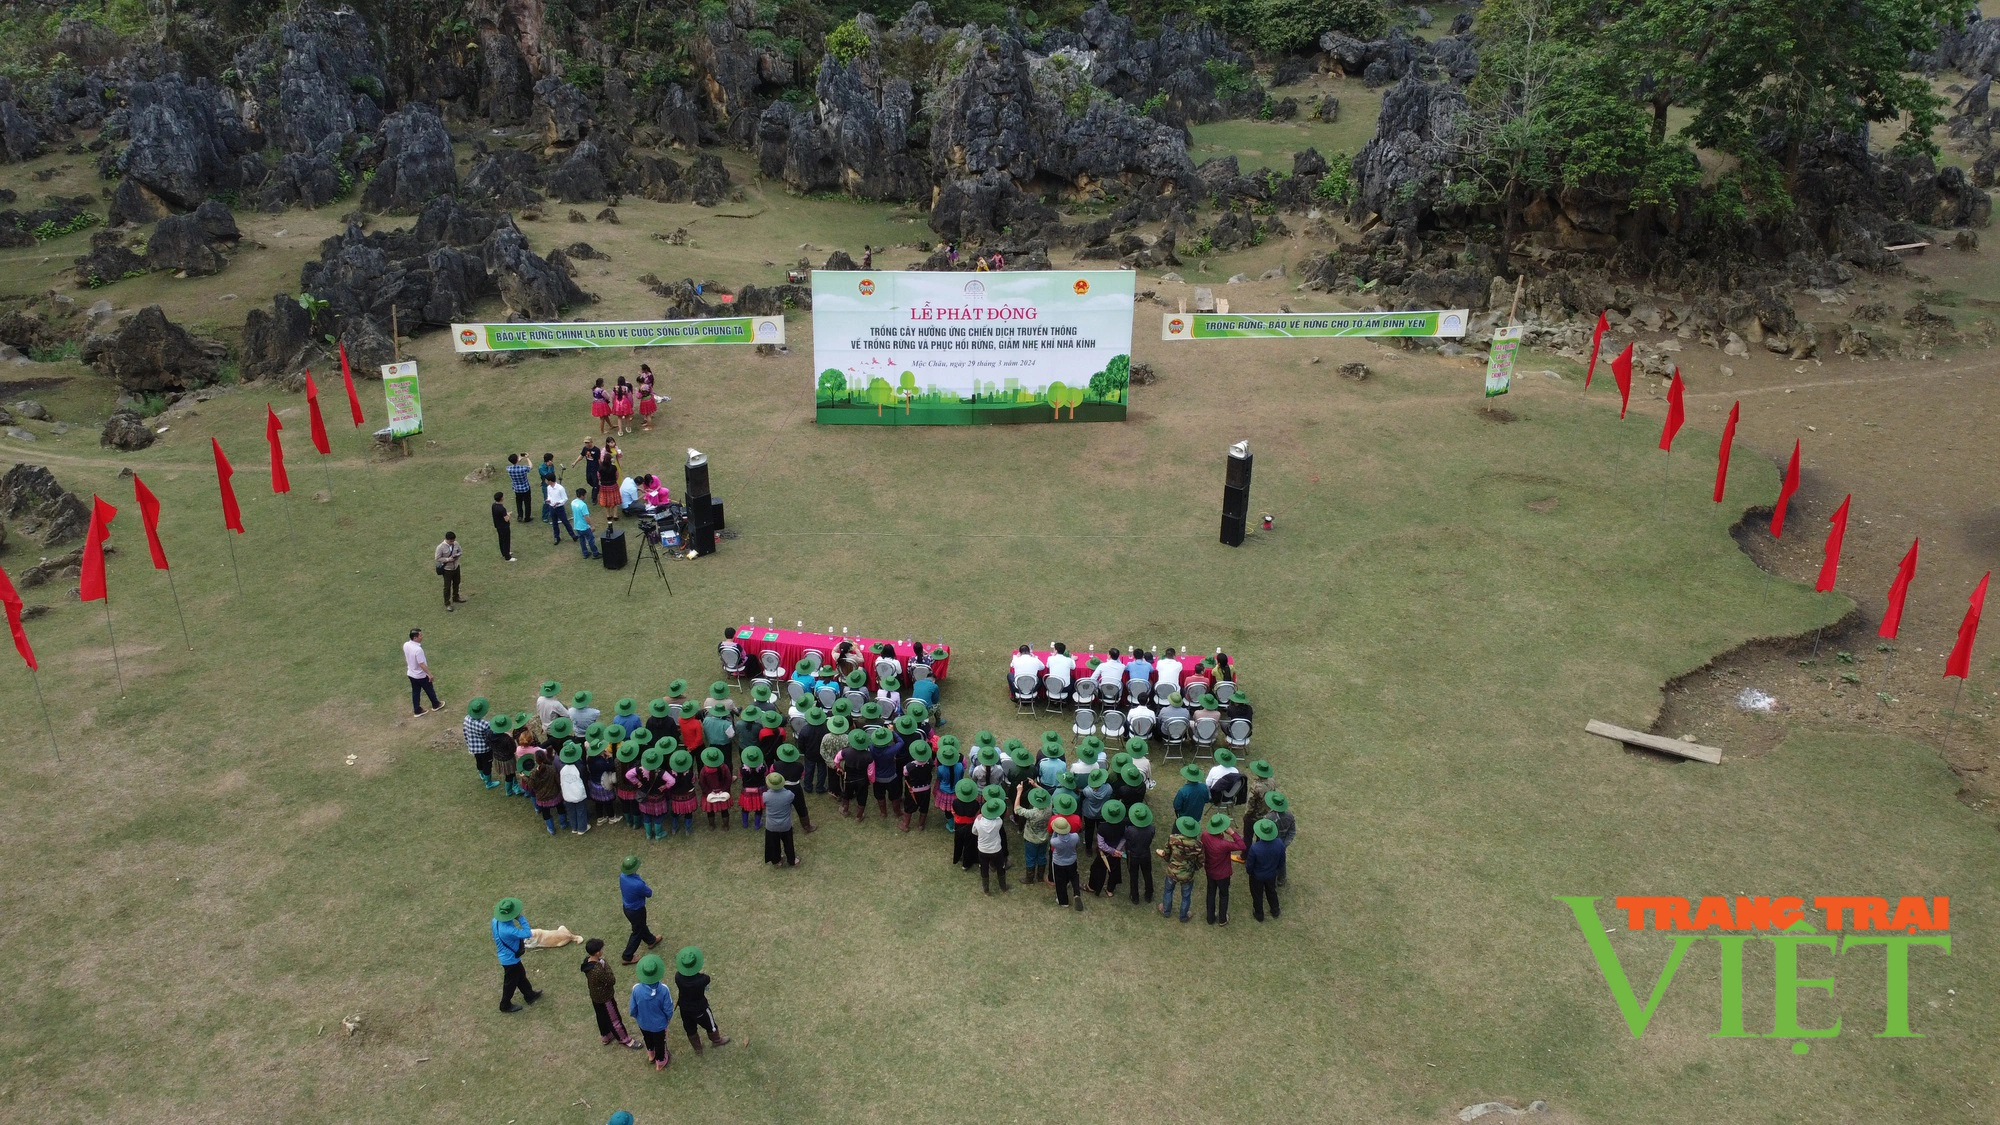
1584;720;1722;764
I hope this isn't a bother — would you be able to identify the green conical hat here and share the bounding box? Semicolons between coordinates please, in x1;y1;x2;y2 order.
983;784;1005;802
975;730;996;747
1254;817;1279;841
861;701;883;721
766;772;786;789
938;735;961;752
938;744;961;766
981;797;1005;818
762;708;785;727
667;679;689;700
844;669;866;688
1180;764;1204;784
511;712;530;730
641;746;665;770
653;736;678;756
881;675;900;692
1087;768;1108;787
1081;735;1105;754
709;681;731;700
832;698;854;716
621;855;641;873
777;743;801;762
1205;812;1233;835
977;745;1000;766
1264;792;1288;812
1175;815;1200;839
1120;765;1144;787
1101;799;1126;824
603;724;624;743
827;714;850;735
493;897;523;921
751;683;774;703
635;954;665;984
806;706;828;725
1200;693;1219;708
870;726;893;747
1126;738;1148;754
1028;788;1050;808
954;778;978;801
701;746;725;768
1111;752;1132;771
1003;736;1025;754
676;946;704;974
648;698;672;718
540;681;561;696
669;749;694;773
1249;759;1273;778
547;717;574;740
467;697;490;719
910;744;933;762
894;714;918;735
616;698;638;716
488;713;512;733
1053;790;1079;816
616;742;641;764
1008;746;1032;767
1058;772;1080;790
742;746;765;768
797;652;820;672
905;699;929;720
1213;748;1237;767
680;701;702;718
628;728;652;747
559;742;583;763
1127;803;1153;827
1051;816;1072;834
572;691;593;708
1040;731;1063;746
584;721;608;741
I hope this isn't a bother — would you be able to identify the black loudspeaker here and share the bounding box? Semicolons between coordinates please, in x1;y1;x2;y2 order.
1221;509;1246;547
708;497;725;531
1225;445;1254;491
691;525;717;556
600;526;627;569
1222;483;1249;519
685;451;711;502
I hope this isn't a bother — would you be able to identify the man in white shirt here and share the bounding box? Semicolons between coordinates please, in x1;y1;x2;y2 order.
1156;647;1184;690
404;628;441;715
618;475;641;512
1008;645;1044;691
1205;755;1241;789
1125;698;1157;735
543;479;573;544
1095;648;1125;686
535;679;570;728
1045;643;1075;685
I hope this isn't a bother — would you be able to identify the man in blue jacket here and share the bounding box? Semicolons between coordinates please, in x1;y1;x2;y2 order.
619;855;664;964
492;897;542;1012
1245;817;1287;922
629;953;676;1070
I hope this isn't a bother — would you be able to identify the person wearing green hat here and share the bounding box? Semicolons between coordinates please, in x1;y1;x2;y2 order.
491;897;542;1012
633;746;670;839
524;746;563;836
618;854;665;963
628;953;676;1070
1035;739;1066;790
612;697;642;738
798;706;830;795
1109;763;1146;810
581;937;642;1049
839;729;875;820
1261;791;1295;885
643;698;677;744
818;713;851;805
1048;814;1084;910
762;772;800;866
736;746;767;828
1172;763;1209;825
673;946;732;1054
1243;759;1277;836
1159;816;1204;922
932;740;965;833
771;742;817;833
1014;787;1052;883
699;747;735;829
875;674;903;717
1123;803;1157;904
666;748;700;836
536;681;569;728
559;742;591;834
489;713;522;796
950;777;982;869
972;796;1011;893
1088;799;1128;897
900;742;935;831
464;698;499;789
968;741;1005;803
1200;812;1246;925
1079;768;1113;857
1245;816;1286;922
570;691;601;730
587;736;621;826
862;724;902;821
612;741;643;828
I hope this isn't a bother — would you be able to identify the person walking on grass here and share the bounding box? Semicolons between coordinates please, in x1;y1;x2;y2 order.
571;487;601;559
1245;816;1286;922
1090;800;1127;898
1159;816;1203;923
492;897;542;1013
618;855;664;963
901;742;934;832
489;713;520;796
506;453;533;522
582;938;643;1049
1123;802;1156;905
673;946;732;1054
1015;786;1052;884
1048;815;1083;911
1263;791;1296;886
464;698;499;789
590;379;613;434
762;772;800;866
773;741;817;834
491;492;516;562
629;953;674;1070
545;474;573;545
404;628;442;715
1201;812;1245;926
973;795;1010;895
435;531;464;611
527;748;564;836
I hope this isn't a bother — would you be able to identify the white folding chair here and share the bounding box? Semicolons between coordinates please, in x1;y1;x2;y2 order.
1012;673;1040;715
1127;712;1155;741
790;713;810;737
751;677;774;700
1126;677;1150;707
1160;715;1188;761
1153;682;1175;707
1042;674;1071;709
1072;707;1096;740
1072;678;1099;706
908;662;931;682
873;657;900;682
814;684;838;709
719;642;748;681
1101;711;1127;740
786;680;807;705
1213;680;1237;704
1224;717;1251;751
844;689;868;712
1192;716;1220;758
1097;678;1122;708
760;650;786;677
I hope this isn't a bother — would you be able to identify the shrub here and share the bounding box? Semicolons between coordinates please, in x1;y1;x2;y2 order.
32;210;101;241
1200;60;1252;100
1313;152;1354;203
825;18;870;64
348;74;386;102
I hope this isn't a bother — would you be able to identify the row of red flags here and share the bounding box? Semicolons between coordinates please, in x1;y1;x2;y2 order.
1;346;370;671
1581;313;1986;677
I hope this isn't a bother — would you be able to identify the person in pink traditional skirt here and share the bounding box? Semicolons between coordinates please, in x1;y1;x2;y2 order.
698;746;734;830
610;376;635;436
596;438;622;512
736;746;766;829
637;365;659;431
614;742;643;829
590;378;612;433
666;748;700;836
632;747;669;839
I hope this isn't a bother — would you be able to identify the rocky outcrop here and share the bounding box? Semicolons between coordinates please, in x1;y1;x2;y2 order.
80;305;227;392
0;464;90;546
100;410;155;451
1321;28;1477;86
757;56;928;200
1348;66;1467;229
1929;14;2000;78
103;75;264;211
464;146;544;208
928;172;1060;243
544;139;612;203
230;0;386;157
74;232;147;287
254;151;345;210
144;199;241;276
1043;4;1263;125
656;84;702;149
362;104;459;212
532;78;593;147
483;221;587;318
0;78;45;163
692;0;797;144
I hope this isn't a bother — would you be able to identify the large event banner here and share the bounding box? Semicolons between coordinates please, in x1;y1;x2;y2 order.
451;317;784;352
812;270;1136;425
381;361;422;438
1161;310;1469;339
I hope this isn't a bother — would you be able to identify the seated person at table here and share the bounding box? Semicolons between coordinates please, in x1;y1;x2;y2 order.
1126;647;1155;686
791;655;821;691
910;672;940;711
1226;691;1253;724
871;642;902;678
1193;693;1223;729
1095;648;1125;688
875;676;903;717
618;475;644;514
1159;693;1191;730
832;639;862;669
1009;646;1044;691
640;474;672;511
720;628;745;668
1125;694;1156;732
1046;643;1075;685
813;664;842;698
1156;647;1183;691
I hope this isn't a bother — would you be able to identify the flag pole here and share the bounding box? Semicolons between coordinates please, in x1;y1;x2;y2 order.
1660;448;1670;521
165;565;193;649
321;454;336;504
222;527;243;593
102;590;124;695
29;667;58;760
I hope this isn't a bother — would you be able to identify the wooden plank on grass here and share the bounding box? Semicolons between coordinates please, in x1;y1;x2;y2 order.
1885;242;1929;256
1585;720;1723;764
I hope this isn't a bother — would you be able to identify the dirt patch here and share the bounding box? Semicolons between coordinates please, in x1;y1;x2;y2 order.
1959;507;2000;557
0;376;74;397
1526;497;1559;513
1476;405;1518;423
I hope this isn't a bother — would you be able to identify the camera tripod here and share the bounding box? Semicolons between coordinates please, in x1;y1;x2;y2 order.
625;525;674;597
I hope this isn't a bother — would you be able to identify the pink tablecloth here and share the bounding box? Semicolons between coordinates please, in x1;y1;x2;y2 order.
727;628;950;689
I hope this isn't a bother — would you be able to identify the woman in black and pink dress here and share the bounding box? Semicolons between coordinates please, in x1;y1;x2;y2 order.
590;378;612;433
611;377;635;436
637;365;659;431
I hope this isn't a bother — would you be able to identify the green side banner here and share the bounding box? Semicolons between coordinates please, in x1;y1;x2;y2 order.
1160;310;1469;339
1485;325;1523;398
451;317;785;352
382;361;422;438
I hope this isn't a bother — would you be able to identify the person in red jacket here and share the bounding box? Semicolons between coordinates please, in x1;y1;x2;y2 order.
1199;812;1245;926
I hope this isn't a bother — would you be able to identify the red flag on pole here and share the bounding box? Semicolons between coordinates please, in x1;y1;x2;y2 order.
1585;311;1608;389
1713;401;1739;502
1944;572;1989;680
1611;344;1634;418
266;406;291;495
305;371;332;455
1879;539;1919;640
212;438;244;532
1658;368;1685;451
1771;440;1800;538
80;495;117;603
133;474;170;570
1815;495;1850;593
339;342;365;427
0;564;33;670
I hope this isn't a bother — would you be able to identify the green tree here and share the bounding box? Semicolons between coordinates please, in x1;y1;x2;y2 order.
866;377;895;416
898;371;918;413
1045;382;1067;420
817;368;847;402
1064;385;1086;420
1106;354;1130;399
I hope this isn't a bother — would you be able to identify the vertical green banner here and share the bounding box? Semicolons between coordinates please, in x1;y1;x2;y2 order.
382;361;422;438
1485;326;1523;398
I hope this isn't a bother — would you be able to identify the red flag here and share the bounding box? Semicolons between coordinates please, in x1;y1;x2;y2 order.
133;474;170;570
339;342;365;427
1658;368;1685;451
1771;440;1800;538
266;406;291;495
1611;344;1634;418
1815;495;1850;593
0;564;33;670
80;495;117;603
1944;572;1989;680
305;371;332;455
212;438;244;533
1713;401;1739;502
1879;539;1919;640
1585;311;1608;389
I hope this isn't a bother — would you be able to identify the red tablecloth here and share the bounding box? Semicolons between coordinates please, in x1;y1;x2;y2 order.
1013;650;1239;695
726;628;950;688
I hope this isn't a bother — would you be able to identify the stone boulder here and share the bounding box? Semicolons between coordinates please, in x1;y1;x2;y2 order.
483;221;587;319
81;305;228;392
1348;67;1468;228
361;103;459;212
1044;3;1262;125
532;78;593;147
0;463;91;546
544;140;612;203
0;78;45;163
108;177;171;226
73;231;147;287
687;153;732;206
255;151;345;210
479;29;536;125
144;199;241;276
100;410;155;451
756;56;928;200
691;3;797;145
229;1;386;157
1934;15;2000;78
929;172;1060;243
104;74;264;210
464;147;544;208
656;84;702;149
